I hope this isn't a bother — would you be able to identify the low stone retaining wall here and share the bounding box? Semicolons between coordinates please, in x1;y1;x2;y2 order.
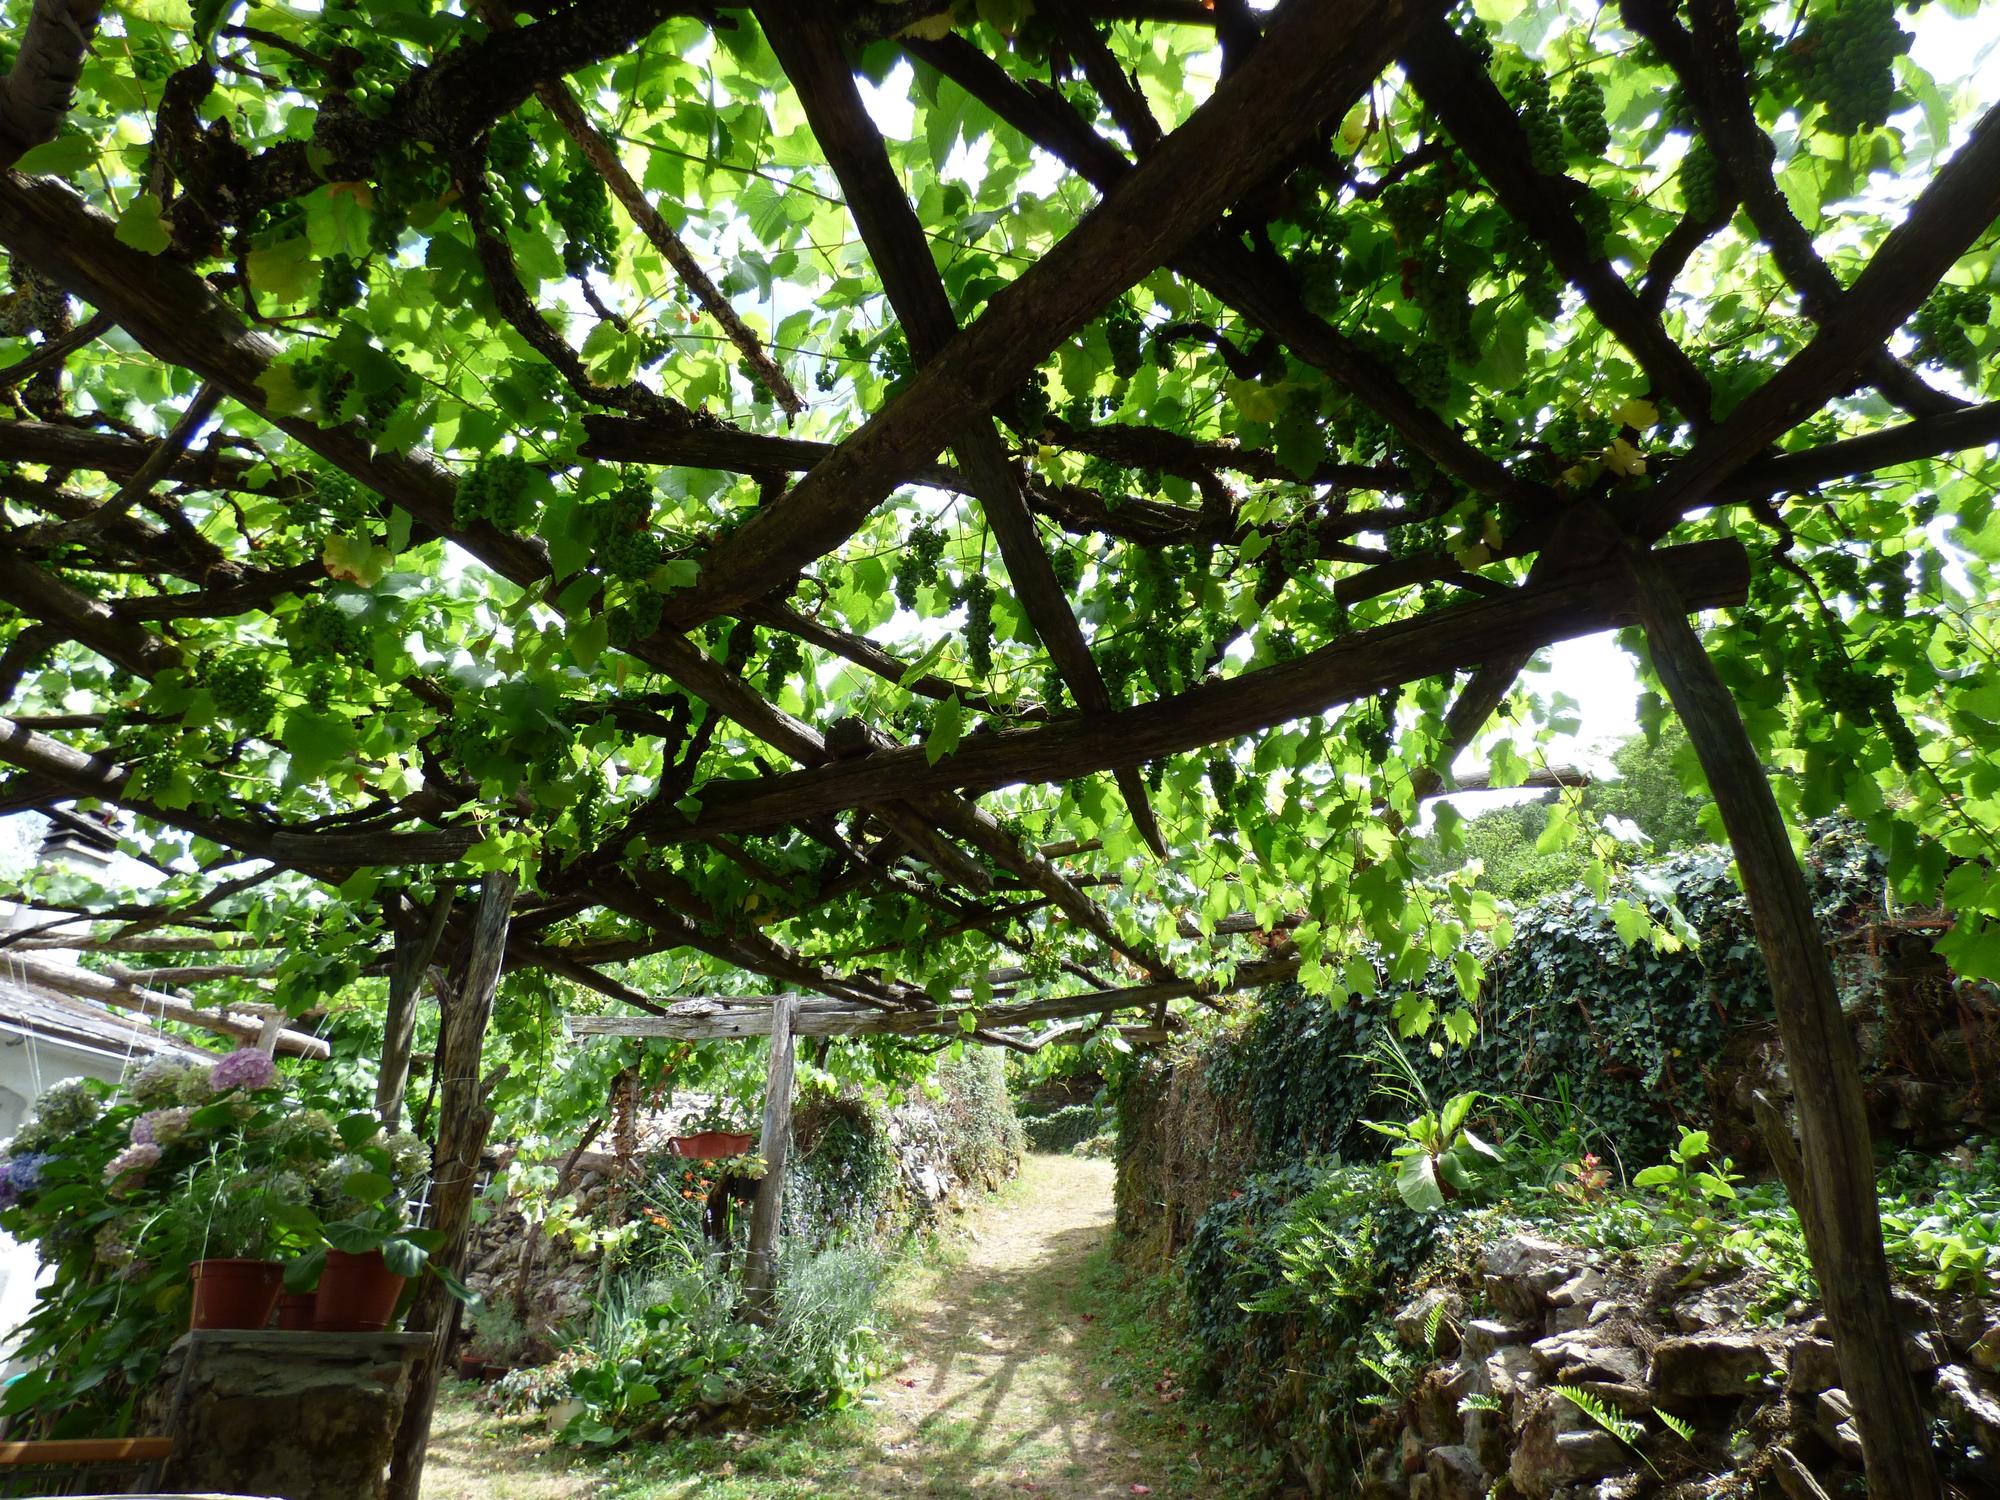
1369;1231;1999;1498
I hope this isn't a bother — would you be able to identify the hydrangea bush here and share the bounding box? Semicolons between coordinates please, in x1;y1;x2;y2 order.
0;1051;429;1437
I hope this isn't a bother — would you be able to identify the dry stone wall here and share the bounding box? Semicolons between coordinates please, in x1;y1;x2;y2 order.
1366;1230;2000;1499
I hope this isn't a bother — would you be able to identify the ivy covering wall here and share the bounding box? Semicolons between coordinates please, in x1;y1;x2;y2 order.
1119;824;1899;1265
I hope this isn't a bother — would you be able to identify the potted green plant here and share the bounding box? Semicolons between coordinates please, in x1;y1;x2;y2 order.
279;1117;465;1332
464;1301;535;1379
165;1152;301;1332
668;1097;757;1160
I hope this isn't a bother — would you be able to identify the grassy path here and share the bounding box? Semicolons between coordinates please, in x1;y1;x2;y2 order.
422;1154;1260;1500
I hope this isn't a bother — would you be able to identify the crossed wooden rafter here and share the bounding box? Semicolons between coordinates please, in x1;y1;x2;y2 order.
1;4;1997;1486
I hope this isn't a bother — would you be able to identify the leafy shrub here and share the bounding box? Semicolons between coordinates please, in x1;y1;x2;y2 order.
931;1050;1022;1187
1021;1102;1105;1153
785;1095;896;1245
557;1240;885;1444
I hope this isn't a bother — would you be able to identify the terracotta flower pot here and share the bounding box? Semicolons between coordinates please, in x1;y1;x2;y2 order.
312;1249;407;1333
189;1258;284;1331
668;1131;754;1159
274;1291;317;1331
457;1349;485;1380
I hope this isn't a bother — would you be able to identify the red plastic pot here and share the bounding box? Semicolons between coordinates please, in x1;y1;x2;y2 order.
189;1258;284;1331
274;1291;317;1331
312;1249;407;1333
668;1131;754;1159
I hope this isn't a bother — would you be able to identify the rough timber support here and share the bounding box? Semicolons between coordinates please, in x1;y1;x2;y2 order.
743;993;799;1319
385;872;518;1500
1627;550;1937;1500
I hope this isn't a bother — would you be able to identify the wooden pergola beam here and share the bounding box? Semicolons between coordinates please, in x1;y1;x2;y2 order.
656;0;1451;625
637;538;1750;839
563;956;1303;1042
1631;98;2000;539
752;0;1168;857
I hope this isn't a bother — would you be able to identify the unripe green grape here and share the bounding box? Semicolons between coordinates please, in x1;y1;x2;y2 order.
1559;73;1610;157
1680;139;1724;223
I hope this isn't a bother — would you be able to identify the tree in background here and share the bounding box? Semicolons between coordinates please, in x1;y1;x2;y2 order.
1418;724;1709;903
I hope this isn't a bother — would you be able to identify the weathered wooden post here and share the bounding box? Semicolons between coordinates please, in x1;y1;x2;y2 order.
1627;549;1937;1499
377;887;454;1129
385;871;517;1500
743;993;799;1319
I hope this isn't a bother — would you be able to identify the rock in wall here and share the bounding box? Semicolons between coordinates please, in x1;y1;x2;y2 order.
1361;1231;2000;1499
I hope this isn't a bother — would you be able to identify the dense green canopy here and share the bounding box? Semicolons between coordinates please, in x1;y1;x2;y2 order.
0;0;1996;1055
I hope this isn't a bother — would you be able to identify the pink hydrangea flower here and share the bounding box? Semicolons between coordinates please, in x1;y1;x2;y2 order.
103;1142;161;1183
131;1107;192;1147
208;1049;279;1093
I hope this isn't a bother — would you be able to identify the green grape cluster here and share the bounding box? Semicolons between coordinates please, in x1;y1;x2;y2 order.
315;255;364;319
598;529;662;580
129;747;185;802
896;522;945;610
1254;558;1287;607
1680;139;1724;223
1206;755;1238;812
1105;307;1144;379
1573;190;1612;258
1453;3;1494;63
1039;666;1068;712
1276;524;1317;577
1404;342;1451;408
1497;221;1562;320
1867;554;1911;620
453;454;534;531
1409;254;1476;360
1003;371;1054;435
1509;70;1565;176
961;574;995;677
1910;286;1990;379
1362;686;1399;766
294;351;412;428
366;146;449;258
610;474;654;531
1099;640;1136;698
1797;0;1911;136
311;470;373;525
1388;516;1448;563
127;31;174;82
294;598;370;659
487;119;537;179
1379;172;1438;247
548;163;616;276
205;654;278;728
763;634;803;694
1049;546;1083;592
1560;73;1610;157
1813;655;1920;772
607;590;664;647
